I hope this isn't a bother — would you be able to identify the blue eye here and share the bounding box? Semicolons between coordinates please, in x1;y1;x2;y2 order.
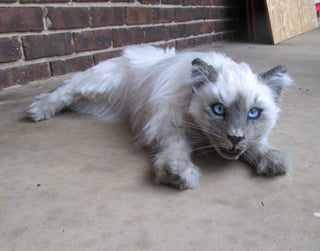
248;108;262;120
211;103;225;116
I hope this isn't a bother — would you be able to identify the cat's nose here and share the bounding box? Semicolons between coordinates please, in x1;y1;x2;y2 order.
227;135;245;147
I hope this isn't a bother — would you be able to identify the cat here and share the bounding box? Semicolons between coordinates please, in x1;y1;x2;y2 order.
27;45;292;189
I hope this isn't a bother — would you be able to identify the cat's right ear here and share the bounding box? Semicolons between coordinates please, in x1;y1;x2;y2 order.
191;58;218;90
259;65;292;103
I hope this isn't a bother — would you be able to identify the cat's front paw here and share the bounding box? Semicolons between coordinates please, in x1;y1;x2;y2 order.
257;149;291;176
154;159;201;189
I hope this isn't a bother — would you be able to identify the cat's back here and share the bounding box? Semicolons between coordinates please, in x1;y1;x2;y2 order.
123;45;176;69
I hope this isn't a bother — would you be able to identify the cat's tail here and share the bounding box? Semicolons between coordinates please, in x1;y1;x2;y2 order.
27;56;129;122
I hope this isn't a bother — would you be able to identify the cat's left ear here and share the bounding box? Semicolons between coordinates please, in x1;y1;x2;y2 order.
259;65;292;103
191;58;218;90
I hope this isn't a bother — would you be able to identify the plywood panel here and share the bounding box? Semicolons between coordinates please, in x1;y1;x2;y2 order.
265;0;318;44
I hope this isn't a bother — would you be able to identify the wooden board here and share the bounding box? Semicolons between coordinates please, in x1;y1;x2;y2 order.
265;0;318;44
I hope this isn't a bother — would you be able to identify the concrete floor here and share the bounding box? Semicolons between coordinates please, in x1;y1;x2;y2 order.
1;28;320;250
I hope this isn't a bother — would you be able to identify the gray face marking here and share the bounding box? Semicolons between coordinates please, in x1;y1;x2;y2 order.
225;96;248;137
201;94;267;160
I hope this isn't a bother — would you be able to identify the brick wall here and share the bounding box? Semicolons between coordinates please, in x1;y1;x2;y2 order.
0;0;240;89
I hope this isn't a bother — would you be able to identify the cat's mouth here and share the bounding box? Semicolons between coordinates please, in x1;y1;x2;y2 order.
218;147;242;160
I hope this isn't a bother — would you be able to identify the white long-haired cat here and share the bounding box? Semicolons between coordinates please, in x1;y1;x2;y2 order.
27;45;292;189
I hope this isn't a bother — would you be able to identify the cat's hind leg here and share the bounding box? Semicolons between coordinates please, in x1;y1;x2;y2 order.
27;57;127;122
27;83;76;121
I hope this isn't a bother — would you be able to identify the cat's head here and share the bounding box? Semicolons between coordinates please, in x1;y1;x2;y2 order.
189;56;292;160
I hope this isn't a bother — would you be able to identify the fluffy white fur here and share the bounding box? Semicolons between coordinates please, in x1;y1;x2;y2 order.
28;46;292;189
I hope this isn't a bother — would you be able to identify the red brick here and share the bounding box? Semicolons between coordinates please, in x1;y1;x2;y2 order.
0;63;50;89
153;8;175;23
193;7;208;19
112;28;144;47
215;0;238;6
74;30;112;52
208;7;220;19
198;0;214;5
184;0;214;5
175;8;194;22
50;56;94;76
138;0;160;3
46;7;90;30
167;24;185;39
0;37;22;63
194;35;211;46
156;42;175;50
184;22;202;37
21;0;69;2
110;0;134;2
93;50;122;65
175;38;194;50
183;0;201;5
200;21;215;34
22;33;74;60
194;7;219;20
126;7;153;25
143;26;167;43
209;34;219;42
73;0;108;2
0;7;43;33
161;0;183;4
91;7;125;27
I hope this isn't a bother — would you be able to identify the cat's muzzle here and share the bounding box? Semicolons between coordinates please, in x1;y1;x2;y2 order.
218;147;243;160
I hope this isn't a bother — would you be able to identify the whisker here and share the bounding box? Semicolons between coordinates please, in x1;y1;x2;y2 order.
189;142;225;157
192;148;218;157
243;149;259;167
182;120;224;140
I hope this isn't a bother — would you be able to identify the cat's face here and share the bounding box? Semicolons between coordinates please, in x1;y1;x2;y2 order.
189;57;291;160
